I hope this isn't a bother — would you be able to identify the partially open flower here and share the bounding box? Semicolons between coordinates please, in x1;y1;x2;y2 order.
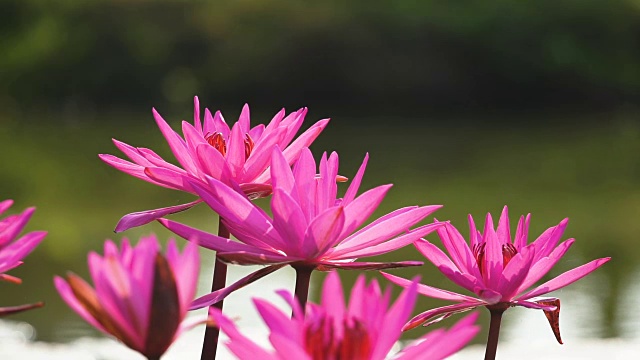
211;272;480;360
54;235;203;360
99;98;329;232
383;206;610;343
0;199;46;316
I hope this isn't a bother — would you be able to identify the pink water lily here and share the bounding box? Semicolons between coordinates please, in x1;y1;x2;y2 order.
0;199;46;316
55;235;206;360
100;97;329;232
382;206;610;342
211;271;480;360
160;147;442;309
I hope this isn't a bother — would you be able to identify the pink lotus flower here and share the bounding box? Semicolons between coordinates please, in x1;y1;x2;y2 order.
100;97;329;232
55;235;205;360
160;147;442;309
0;199;46;316
383;206;610;341
211;271;480;360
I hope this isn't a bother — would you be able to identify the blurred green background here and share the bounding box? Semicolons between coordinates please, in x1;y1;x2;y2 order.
1;0;639;346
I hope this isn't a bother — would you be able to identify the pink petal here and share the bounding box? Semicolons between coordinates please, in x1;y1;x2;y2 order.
370;277;418;360
342;154;369;206
330;222;442;260
512;299;557;311
271;189;307;256
253;298;303;342
514;214;531;250
403;302;482;331
337;205;441;254
217;251;295;265
514;239;575;296
316;260;422;271
437;223;483;280
114;200;202;233
158;218;274;254
516;257;611;300
189;264;285;310
152;108;198;174
381;272;478;302
496;206;511;244
338;184;392;240
54;276;107;333
302;206;345;257
144;167;195;192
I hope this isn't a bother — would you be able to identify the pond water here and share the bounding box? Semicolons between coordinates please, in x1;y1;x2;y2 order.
0;110;638;354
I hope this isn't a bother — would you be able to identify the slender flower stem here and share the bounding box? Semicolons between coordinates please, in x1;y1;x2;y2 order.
200;219;230;360
292;264;314;315
484;304;508;360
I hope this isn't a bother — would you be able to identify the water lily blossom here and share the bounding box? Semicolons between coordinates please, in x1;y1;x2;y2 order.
0;199;46;316
382;206;610;343
100;97;329;232
211;272;480;360
54;235;205;360
160;147;442;309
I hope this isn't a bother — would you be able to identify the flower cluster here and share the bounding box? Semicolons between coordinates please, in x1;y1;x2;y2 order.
41;98;610;360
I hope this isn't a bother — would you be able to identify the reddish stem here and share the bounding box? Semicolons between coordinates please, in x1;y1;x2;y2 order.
292;264;314;316
484;304;508;360
200;219;230;360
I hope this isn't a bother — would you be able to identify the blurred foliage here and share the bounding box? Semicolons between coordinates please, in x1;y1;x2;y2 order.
1;0;639;116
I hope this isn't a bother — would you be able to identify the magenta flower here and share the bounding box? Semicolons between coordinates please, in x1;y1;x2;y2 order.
55;235;205;360
160;147;442;309
382;206;610;340
0;199;46;316
100;97;329;232
211;272;480;360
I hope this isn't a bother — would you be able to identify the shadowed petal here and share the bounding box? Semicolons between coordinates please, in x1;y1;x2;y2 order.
403;302;482;331
0;302;44;317
190;264;286;310
316;260;422;271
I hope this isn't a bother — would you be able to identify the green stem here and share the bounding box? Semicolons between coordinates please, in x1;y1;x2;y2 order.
200;219;229;360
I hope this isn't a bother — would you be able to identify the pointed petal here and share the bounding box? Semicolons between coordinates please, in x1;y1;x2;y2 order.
316;260;422;271
338;184;392;240
342;154;369;206
217;251;295;265
517;257;611;300
403;302;482;331
337;205;441;253
189;264;286;309
330;222;442;260
496;206;511;244
152;108;197;174
515;239;575;295
158;218;274;254
381;272;479;302
0;302;44;317
114;201;201;233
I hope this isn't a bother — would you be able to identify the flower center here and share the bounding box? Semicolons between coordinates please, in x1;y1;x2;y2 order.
205;132;255;159
304;317;372;360
472;242;518;275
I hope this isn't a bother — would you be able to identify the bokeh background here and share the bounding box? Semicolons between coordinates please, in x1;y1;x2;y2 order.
1;0;639;352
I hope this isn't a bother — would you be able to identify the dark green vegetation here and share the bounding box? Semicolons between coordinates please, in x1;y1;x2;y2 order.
1;0;639;115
